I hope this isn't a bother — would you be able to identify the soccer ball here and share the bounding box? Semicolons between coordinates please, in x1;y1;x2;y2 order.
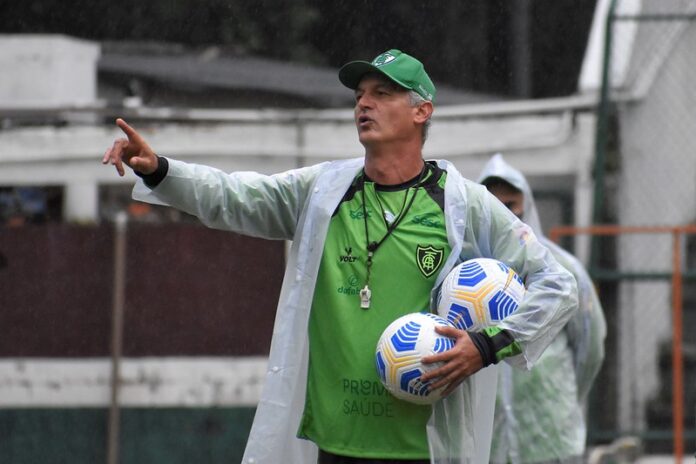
437;258;525;332
375;312;456;405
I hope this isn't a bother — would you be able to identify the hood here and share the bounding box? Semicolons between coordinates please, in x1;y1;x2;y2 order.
477;153;544;237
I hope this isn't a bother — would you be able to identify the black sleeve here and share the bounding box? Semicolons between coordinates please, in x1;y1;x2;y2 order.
469;331;497;367
469;327;522;367
134;156;169;188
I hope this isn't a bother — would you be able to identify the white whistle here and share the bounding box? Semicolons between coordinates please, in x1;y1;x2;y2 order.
360;285;372;309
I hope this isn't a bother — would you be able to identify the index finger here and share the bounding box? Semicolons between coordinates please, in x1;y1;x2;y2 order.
116;118;143;144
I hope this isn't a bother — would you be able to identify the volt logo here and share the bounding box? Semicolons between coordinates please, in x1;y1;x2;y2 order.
339;247;358;263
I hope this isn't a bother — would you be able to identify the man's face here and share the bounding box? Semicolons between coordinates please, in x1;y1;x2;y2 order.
487;182;525;219
353;74;423;147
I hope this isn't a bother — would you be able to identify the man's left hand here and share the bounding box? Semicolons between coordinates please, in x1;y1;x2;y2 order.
420;326;484;397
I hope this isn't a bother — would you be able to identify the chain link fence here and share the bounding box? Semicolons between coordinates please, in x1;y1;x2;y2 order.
590;0;696;458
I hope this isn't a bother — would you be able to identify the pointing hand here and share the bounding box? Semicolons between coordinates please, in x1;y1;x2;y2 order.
102;118;158;176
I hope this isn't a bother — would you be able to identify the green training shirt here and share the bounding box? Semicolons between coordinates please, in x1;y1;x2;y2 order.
298;162;451;459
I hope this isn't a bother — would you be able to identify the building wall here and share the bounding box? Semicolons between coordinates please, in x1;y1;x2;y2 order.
0;105;597;232
0;223;281;463
0;35;99;108
0;223;283;357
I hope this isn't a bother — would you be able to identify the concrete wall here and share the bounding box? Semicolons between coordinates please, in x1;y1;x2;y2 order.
0;35;100;108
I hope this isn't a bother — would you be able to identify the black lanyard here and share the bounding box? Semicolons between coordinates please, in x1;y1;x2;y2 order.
359;163;427;309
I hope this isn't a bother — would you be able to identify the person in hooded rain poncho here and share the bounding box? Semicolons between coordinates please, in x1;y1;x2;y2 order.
101;49;579;464
479;154;607;464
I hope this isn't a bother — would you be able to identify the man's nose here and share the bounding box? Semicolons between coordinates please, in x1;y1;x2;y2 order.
357;94;373;110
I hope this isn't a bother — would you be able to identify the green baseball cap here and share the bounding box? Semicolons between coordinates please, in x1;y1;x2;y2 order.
339;49;436;102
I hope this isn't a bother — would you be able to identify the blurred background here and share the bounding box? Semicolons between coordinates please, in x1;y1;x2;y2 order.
0;0;694;463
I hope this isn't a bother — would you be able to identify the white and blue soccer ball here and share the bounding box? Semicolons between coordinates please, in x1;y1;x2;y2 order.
437;258;526;332
375;312;456;405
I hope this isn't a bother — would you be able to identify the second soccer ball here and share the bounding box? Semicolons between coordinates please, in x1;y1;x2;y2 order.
437;258;526;332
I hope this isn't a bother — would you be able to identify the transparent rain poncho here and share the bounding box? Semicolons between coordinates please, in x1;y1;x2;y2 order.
133;157;578;463
479;154;607;464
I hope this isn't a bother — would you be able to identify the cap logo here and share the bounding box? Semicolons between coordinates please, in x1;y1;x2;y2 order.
372;52;396;67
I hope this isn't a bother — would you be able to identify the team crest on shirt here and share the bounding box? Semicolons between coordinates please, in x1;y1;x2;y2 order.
416;245;444;278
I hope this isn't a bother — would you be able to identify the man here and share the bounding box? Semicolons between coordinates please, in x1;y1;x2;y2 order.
102;49;578;464
478;154;607;464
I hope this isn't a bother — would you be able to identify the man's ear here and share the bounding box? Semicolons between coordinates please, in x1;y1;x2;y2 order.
414;101;433;124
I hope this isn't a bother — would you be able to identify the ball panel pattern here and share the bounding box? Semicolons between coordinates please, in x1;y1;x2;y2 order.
437;258;526;332
374;312;456;405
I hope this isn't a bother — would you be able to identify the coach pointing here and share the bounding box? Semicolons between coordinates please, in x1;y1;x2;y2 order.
102;49;578;463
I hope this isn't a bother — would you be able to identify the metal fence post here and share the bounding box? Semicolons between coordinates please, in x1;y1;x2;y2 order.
107;211;128;464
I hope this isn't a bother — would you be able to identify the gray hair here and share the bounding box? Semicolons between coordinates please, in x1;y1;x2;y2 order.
408;90;431;145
